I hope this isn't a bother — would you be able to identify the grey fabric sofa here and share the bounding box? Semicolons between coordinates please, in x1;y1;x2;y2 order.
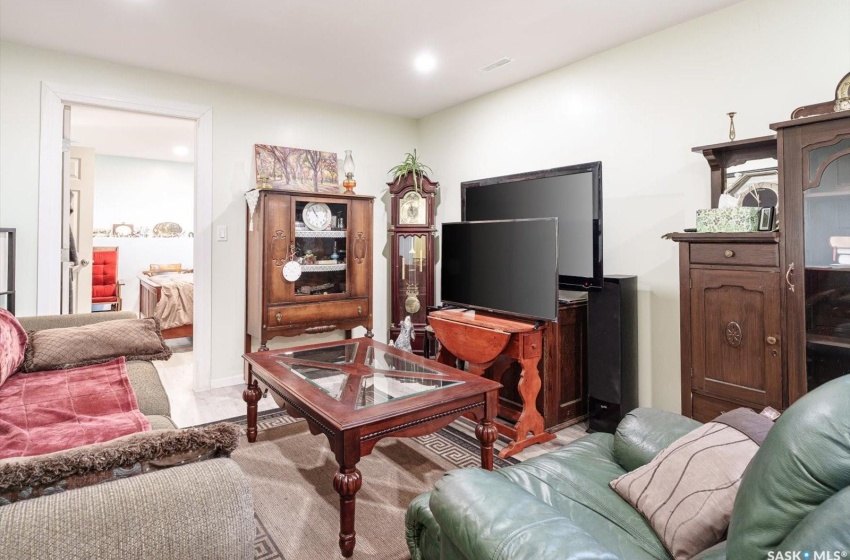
0;312;255;560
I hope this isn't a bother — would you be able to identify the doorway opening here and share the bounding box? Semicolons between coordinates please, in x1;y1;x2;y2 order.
37;82;213;394
65;104;198;398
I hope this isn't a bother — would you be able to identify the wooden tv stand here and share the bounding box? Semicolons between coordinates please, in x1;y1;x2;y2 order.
428;308;558;458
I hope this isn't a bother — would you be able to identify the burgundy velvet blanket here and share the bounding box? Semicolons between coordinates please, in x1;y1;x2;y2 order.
0;357;150;459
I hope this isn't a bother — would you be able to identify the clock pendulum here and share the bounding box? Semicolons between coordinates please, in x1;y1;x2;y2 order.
405;245;421;314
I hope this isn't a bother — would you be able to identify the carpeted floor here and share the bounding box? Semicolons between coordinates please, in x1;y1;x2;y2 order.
224;409;525;559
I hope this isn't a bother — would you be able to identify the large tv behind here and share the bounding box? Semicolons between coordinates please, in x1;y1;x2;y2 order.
441;218;558;321
462;162;602;290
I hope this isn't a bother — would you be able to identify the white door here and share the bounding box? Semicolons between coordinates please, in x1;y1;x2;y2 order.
59;104;73;314
69;146;95;313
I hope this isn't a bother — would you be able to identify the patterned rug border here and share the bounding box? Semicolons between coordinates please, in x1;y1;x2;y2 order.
253;514;286;560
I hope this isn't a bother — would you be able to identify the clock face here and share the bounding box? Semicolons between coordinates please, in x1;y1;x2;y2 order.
303;202;333;231
282;260;302;282
399;192;426;225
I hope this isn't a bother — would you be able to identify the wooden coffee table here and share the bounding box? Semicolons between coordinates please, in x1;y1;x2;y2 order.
242;338;501;558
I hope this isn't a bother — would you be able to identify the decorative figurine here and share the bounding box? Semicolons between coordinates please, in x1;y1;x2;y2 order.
390;316;416;353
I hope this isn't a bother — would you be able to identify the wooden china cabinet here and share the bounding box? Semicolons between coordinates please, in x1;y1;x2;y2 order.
245;190;374;351
387;174;438;355
773;108;850;405
671;86;850;421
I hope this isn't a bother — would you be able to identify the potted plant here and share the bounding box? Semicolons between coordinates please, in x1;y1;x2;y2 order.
388;149;435;193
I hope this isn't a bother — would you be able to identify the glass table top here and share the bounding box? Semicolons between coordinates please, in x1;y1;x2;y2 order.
277;361;348;400
355;373;461;409
364;346;444;375
276;342;359;365
268;343;464;407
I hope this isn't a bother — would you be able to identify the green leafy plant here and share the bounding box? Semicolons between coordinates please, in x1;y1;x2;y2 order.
388;149;434;193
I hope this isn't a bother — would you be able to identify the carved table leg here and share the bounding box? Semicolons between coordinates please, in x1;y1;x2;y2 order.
242;379;262;443
333;465;363;558
476;423;498;471
499;354;555;458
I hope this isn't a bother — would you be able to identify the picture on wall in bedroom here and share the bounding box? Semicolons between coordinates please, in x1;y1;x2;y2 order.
255;144;339;193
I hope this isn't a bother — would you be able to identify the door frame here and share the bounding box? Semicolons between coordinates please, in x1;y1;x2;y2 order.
37;81;214;391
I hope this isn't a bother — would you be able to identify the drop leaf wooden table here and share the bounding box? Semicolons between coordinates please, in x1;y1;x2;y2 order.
428;308;556;458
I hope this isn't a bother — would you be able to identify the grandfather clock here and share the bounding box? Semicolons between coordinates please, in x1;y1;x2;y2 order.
388;174;438;355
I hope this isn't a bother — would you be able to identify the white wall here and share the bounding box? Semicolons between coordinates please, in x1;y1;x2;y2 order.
92;155;195;314
93;155;195;233
0;41;417;386
418;0;850;412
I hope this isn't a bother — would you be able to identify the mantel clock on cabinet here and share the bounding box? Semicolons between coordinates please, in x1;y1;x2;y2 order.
388;174;438;355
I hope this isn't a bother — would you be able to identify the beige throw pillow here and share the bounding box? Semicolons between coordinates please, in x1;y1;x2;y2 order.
609;408;774;560
23;317;171;372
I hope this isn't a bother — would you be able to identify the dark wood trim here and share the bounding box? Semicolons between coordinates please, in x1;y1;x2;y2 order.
678;242;692;416
771;110;849;131
665;232;780;243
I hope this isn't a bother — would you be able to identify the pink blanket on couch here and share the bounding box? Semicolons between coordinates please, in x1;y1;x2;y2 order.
0;357;150;459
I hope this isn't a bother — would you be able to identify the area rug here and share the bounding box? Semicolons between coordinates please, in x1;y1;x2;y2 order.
222;409;519;560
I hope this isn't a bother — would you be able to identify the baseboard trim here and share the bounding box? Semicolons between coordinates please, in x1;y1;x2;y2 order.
209;374;245;389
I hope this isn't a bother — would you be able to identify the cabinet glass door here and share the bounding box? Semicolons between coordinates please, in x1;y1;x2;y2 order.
395;235;429;325
801;137;850;391
293;200;348;297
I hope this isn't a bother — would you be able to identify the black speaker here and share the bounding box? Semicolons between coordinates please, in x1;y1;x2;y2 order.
587;275;638;433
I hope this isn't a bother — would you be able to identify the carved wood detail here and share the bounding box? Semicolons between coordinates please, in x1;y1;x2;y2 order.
271;230;287;266
354;232;366;264
725;321;743;347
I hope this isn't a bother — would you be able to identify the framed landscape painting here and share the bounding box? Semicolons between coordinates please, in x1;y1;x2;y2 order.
255;144;339;193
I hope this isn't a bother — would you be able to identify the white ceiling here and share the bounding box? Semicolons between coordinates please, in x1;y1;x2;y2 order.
71;105;195;163
0;0;744;118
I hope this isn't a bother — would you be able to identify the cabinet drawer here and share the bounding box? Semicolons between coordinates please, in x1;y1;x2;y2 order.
267;298;369;328
691;393;759;423
690;243;778;267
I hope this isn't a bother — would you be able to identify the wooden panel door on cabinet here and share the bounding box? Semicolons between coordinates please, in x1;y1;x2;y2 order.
264;194;292;305
690;268;782;408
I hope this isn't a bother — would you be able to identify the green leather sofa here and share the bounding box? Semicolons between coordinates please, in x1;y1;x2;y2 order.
406;375;850;560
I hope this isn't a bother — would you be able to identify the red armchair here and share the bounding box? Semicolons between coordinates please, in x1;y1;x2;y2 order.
91;247;123;311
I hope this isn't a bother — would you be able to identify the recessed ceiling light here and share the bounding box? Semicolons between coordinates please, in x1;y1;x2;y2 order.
173;146;189;156
414;52;437;74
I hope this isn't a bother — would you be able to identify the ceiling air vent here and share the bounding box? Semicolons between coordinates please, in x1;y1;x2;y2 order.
480;57;514;73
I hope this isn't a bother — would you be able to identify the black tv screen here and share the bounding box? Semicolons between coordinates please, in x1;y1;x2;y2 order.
462;162;602;290
441;218;558;321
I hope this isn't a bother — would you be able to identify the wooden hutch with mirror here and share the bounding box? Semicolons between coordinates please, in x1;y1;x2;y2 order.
246;190;374;351
670;76;850;421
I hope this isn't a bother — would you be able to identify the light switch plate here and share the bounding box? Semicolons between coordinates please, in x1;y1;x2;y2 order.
217;225;227;241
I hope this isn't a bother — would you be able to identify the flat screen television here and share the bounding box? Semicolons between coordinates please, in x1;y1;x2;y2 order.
441;218;558;321
462;162;602;290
